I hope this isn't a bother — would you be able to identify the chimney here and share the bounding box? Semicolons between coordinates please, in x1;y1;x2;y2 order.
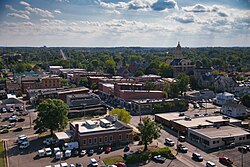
113;114;118;122
74;124;79;139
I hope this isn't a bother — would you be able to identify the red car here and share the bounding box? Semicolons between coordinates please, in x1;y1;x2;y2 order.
105;146;112;153
114;162;126;167
219;156;233;165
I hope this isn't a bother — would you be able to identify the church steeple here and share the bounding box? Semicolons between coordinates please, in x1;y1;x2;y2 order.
175;41;182;59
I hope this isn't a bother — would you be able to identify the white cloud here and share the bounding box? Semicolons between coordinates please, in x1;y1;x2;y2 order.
105;10;121;15
183;4;210;12
26;6;54;18
20;1;31;7
5;4;30;15
173;14;194;23
54;9;62;14
98;0;178;11
7;13;30;20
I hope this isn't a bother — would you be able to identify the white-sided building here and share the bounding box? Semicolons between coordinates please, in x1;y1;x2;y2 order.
221;101;249;118
214;92;234;106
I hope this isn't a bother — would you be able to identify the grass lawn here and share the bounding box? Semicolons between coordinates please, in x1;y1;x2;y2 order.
0;141;6;167
103;156;124;165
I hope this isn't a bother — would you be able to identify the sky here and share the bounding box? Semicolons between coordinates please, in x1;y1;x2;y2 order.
0;0;249;47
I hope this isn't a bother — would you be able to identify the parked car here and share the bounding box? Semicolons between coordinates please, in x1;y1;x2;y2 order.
1;108;7;113
206;161;216;167
43;138;54;146
60;162;68;167
75;163;83;167
53;147;61;154
69;164;75;167
238;146;248;153
45;148;52;156
9;108;14;112
38;149;45;157
64;150;72;158
192;152;203;162
19;141;30;149
55;152;63;160
124;152;133;159
80;149;87;156
88;149;94;156
13;127;23;132
62;142;79;151
17;118;25;122
7;123;16;129
105;146;112;153
17;135;28;144
178;136;186;142
194;114;199;117
177;144;188;153
244;145;250;151
90;158;98;167
165;138;175;146
153;155;166;163
124;145;130;152
97;146;104;153
114;162;126;167
179;113;185;116
0;129;9;134
219;156;233;165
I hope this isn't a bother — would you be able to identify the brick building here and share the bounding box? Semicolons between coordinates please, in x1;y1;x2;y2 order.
70;116;133;149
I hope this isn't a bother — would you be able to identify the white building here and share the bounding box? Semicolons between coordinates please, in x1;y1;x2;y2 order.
214;92;234;106
221;102;249;118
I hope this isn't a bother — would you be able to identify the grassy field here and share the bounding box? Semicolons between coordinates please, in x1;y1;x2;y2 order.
0;141;6;167
103;156;124;165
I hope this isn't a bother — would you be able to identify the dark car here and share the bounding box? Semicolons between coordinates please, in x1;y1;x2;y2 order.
88;149;94;156
97;146;104;153
124;145;130;152
0;129;9;134
105;146;112;153
178;136;186;142
76;163;83;167
153;155;166;163
192;152;203;162
17;118;25;122
238;146;248;153
13;127;23;132
177;144;188;153
124;152;133;159
219;156;233;166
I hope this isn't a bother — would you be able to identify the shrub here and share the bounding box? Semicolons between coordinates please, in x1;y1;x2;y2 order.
126;151;150;164
150;147;175;160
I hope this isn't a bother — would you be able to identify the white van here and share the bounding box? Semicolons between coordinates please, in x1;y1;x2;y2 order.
45;148;52;156
19;141;30;149
62;142;79;151
60;162;68;167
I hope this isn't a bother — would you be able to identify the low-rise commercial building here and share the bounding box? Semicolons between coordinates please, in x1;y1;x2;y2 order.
70;116;133;149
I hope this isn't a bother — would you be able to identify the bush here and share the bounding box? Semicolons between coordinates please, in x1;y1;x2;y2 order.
150;147;175;159
126;151;150;164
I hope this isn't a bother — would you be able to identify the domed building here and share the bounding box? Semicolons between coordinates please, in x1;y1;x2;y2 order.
169;42;195;77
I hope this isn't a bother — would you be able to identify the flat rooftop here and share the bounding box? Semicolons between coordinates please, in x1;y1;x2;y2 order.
155;113;185;121
71;119;116;134
191;126;250;139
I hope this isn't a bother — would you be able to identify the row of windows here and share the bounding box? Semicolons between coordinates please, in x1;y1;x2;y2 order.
239;137;245;140
212;140;220;144
82;134;129;145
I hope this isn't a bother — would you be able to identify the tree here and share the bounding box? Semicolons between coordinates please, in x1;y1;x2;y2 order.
61;79;69;86
241;94;250;108
134;70;144;77
176;73;190;96
110;108;131;124
34;99;69;135
138;116;162;151
79;77;88;86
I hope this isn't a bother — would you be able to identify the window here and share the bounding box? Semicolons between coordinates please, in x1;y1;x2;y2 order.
109;135;113;142
83;139;86;145
104;136;108;142
88;138;92;144
213;141;216;144
217;141;219;143
242;137;245;140
94;137;97;144
99;137;102;143
126;134;129;140
239;137;242;140
119;134;122;140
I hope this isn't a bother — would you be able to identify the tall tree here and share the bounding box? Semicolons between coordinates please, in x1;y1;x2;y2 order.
241;94;250;108
110;108;131;124
138;116;162;151
176;73;190;96
34;99;69;135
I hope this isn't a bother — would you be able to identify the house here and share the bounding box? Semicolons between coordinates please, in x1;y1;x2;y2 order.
213;76;238;93
169;42;195;77
0;94;24;110
214;92;234;106
221;101;249;118
49;66;63;74
70;115;133;149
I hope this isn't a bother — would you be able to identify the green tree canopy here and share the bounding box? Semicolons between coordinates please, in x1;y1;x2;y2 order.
241;94;250;108
79;77;88;86
138;116;162;151
34;99;69;135
176;73;190;96
110;108;131;124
